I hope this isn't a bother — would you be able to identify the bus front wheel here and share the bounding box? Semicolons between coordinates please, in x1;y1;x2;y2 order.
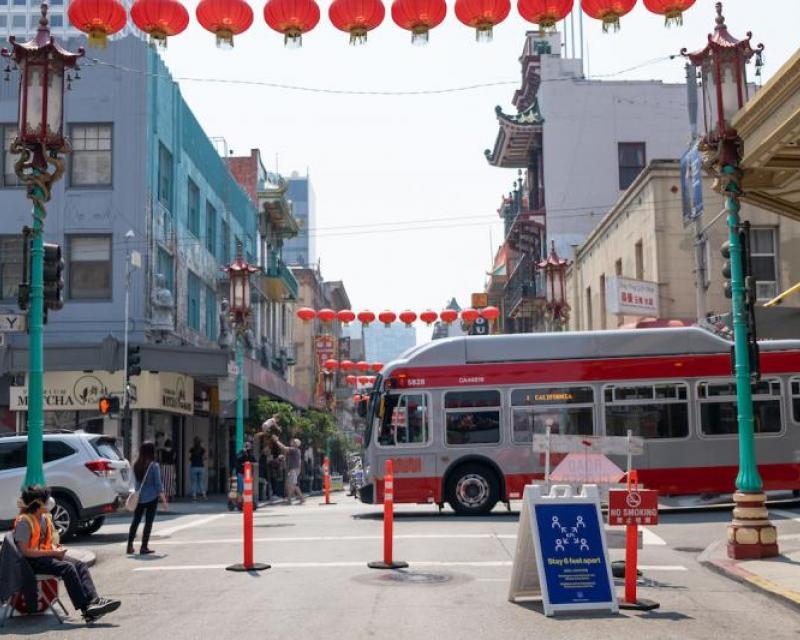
446;464;499;515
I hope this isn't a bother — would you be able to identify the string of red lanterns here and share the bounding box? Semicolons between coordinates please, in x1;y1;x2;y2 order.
69;0;699;49
296;306;501;326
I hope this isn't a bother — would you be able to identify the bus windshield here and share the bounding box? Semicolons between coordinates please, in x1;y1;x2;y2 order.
364;374;383;446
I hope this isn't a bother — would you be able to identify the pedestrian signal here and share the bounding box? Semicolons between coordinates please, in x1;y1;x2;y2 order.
43;243;65;311
98;395;120;415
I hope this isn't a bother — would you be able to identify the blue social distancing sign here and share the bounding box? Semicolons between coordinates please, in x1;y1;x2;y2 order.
508;485;618;616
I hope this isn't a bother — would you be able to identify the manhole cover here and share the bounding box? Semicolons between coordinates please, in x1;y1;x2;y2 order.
380;571;451;585
673;547;704;553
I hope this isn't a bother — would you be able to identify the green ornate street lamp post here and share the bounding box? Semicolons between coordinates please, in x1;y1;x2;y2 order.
2;4;83;486
224;243;258;454
683;2;777;560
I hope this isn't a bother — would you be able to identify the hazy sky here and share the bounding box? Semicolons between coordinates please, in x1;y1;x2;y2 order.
160;0;799;342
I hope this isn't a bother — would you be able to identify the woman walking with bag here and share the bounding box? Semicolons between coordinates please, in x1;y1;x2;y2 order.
127;441;167;555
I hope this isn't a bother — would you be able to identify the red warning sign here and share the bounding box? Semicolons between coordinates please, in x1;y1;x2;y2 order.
608;489;659;526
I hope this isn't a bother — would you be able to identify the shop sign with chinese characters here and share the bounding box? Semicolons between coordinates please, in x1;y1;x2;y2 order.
605;276;660;316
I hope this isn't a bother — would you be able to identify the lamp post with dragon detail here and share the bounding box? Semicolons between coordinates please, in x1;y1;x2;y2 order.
2;4;83;486
683;2;777;560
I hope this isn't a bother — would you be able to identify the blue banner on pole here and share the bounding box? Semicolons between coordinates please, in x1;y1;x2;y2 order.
533;502;613;606
681;139;704;225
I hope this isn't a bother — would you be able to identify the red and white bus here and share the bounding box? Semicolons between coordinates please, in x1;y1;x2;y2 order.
357;327;800;514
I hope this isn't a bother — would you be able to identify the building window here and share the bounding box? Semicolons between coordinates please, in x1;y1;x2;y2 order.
50;13;63;27
635;240;644;280
750;227;778;300
444;390;501;446
50;0;63;5
158;143;173;210
0;0;8;7
378;394;429;446
12;0;24;8
0;16;7;27
615;259;622;276
604;382;689;439
599;274;606;330
699;380;782;436
205;285;217;341
205;202;217;254
511;386;594;443
11;15;24;28
585;286;592;330
156;247;174;293
221;219;230;264
618;142;646;190
70;124;112;187
187;179;200;237
0;236;23;301
68;236;112;300
2;125;21;187
187;271;200;331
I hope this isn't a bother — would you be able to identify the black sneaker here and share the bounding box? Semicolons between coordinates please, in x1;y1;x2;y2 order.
84;598;121;622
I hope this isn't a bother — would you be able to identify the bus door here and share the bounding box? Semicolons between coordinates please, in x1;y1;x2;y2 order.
375;392;437;503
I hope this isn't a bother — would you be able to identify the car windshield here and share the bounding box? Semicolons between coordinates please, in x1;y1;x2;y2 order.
91;437;124;461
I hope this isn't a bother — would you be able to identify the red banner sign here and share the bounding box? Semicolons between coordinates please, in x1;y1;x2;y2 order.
607;489;659;526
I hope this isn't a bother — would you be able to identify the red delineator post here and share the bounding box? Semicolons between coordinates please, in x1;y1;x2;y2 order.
324;457;331;505
368;459;408;570
226;461;270;572
625;522;637;604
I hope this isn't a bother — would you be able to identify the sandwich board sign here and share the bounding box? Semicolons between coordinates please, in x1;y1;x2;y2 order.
508;484;618;616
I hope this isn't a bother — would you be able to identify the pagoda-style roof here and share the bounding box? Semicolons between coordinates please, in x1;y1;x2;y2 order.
485;101;544;168
258;172;299;239
682;2;762;65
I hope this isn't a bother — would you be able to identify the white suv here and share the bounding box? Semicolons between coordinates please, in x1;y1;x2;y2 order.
0;431;132;539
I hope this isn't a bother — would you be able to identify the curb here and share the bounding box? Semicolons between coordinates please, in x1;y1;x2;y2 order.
699;539;800;613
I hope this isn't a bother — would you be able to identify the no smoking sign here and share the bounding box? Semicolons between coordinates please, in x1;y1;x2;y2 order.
607;490;659;526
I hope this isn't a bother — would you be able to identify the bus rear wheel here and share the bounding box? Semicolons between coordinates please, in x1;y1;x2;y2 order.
446;464;499;515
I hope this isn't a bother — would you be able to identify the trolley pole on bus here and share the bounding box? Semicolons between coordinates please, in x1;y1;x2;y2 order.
684;3;777;560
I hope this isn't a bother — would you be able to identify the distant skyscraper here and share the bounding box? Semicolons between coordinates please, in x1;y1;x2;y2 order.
344;321;416;364
432;298;466;340
284;173;316;267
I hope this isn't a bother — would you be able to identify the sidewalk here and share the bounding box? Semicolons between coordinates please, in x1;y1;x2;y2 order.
700;533;800;611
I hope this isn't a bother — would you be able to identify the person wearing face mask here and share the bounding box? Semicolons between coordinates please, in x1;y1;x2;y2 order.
13;485;121;623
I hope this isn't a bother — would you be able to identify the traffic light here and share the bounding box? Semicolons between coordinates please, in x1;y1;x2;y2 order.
43;243;64;311
98;395;120;415
721;240;733;299
127;345;141;378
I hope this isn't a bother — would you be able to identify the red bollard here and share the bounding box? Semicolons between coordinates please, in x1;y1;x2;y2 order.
625;523;637;604
226;462;270;573
319;456;336;506
368;459;408;570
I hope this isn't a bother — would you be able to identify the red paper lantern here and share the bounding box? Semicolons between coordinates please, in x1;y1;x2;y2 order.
340;359;354;372
358;310;376;327
264;0;320;47
357;376;370;385
297;307;316;323
398;310;417;327
196;0;254;48
378;310;397;327
318;308;336;323
581;0;636;32
371;362;383;372
346;374;357;385
329;0;385;44
461;308;479;324
68;0;127;48
642;0;695;26
130;0;189;47
323;358;339;370
517;0;573;31
440;309;458;324
420;309;438;326
356;361;370;372
391;0;446;44
454;0;510;42
480;306;500;321
337;309;356;325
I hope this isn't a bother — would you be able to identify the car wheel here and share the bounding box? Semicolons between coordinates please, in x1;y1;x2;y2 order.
445;464;499;515
76;516;105;536
51;497;78;539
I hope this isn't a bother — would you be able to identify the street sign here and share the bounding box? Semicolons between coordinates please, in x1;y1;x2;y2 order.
608;489;659;526
508;484;617;616
0;313;27;332
470;316;489;336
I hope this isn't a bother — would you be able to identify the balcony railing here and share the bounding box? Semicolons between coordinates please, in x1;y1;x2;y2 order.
505;254;545;317
261;253;299;301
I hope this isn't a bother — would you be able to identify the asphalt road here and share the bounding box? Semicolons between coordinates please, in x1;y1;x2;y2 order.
5;497;800;639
